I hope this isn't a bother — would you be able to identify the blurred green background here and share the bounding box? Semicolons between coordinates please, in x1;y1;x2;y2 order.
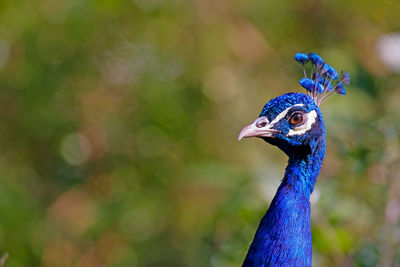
0;0;400;266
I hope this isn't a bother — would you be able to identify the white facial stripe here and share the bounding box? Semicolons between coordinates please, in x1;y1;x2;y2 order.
269;104;304;126
287;110;317;136
254;104;308;134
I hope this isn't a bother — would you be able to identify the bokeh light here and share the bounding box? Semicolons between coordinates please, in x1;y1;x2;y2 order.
0;0;399;266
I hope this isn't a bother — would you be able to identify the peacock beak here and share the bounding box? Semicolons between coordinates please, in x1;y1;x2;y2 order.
238;116;279;141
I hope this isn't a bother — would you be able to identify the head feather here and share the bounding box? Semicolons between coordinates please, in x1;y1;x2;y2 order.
294;52;350;106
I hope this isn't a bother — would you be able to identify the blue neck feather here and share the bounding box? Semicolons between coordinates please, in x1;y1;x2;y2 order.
243;137;326;267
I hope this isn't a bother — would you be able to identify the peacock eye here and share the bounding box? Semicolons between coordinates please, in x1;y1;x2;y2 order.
289;112;304;126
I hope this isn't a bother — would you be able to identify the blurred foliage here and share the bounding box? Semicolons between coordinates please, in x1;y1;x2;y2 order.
0;0;399;266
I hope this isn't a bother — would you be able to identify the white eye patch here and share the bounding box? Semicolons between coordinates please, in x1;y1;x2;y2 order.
260;104;317;136
270;104;304;125
287;110;317;136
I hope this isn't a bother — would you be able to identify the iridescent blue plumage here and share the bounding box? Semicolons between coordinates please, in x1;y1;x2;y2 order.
294;52;349;105
299;78;324;93
241;93;325;267
294;53;309;65
238;53;350;267
308;52;324;68
335;83;346;95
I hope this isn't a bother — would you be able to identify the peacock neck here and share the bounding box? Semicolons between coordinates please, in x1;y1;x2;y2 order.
284;136;326;196
243;137;326;267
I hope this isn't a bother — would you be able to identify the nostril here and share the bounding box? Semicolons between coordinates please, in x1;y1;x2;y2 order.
256;121;267;128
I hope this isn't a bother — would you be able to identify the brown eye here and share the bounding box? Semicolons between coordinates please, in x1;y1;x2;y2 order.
289;113;304;126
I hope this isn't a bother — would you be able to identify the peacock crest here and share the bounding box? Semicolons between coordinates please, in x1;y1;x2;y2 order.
295;52;350;106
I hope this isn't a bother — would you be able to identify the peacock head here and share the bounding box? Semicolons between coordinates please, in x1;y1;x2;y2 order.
238;93;325;156
238;52;349;156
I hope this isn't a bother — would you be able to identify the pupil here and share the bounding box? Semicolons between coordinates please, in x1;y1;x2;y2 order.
290;113;303;125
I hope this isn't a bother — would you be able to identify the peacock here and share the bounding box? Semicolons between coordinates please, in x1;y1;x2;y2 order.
238;52;350;267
